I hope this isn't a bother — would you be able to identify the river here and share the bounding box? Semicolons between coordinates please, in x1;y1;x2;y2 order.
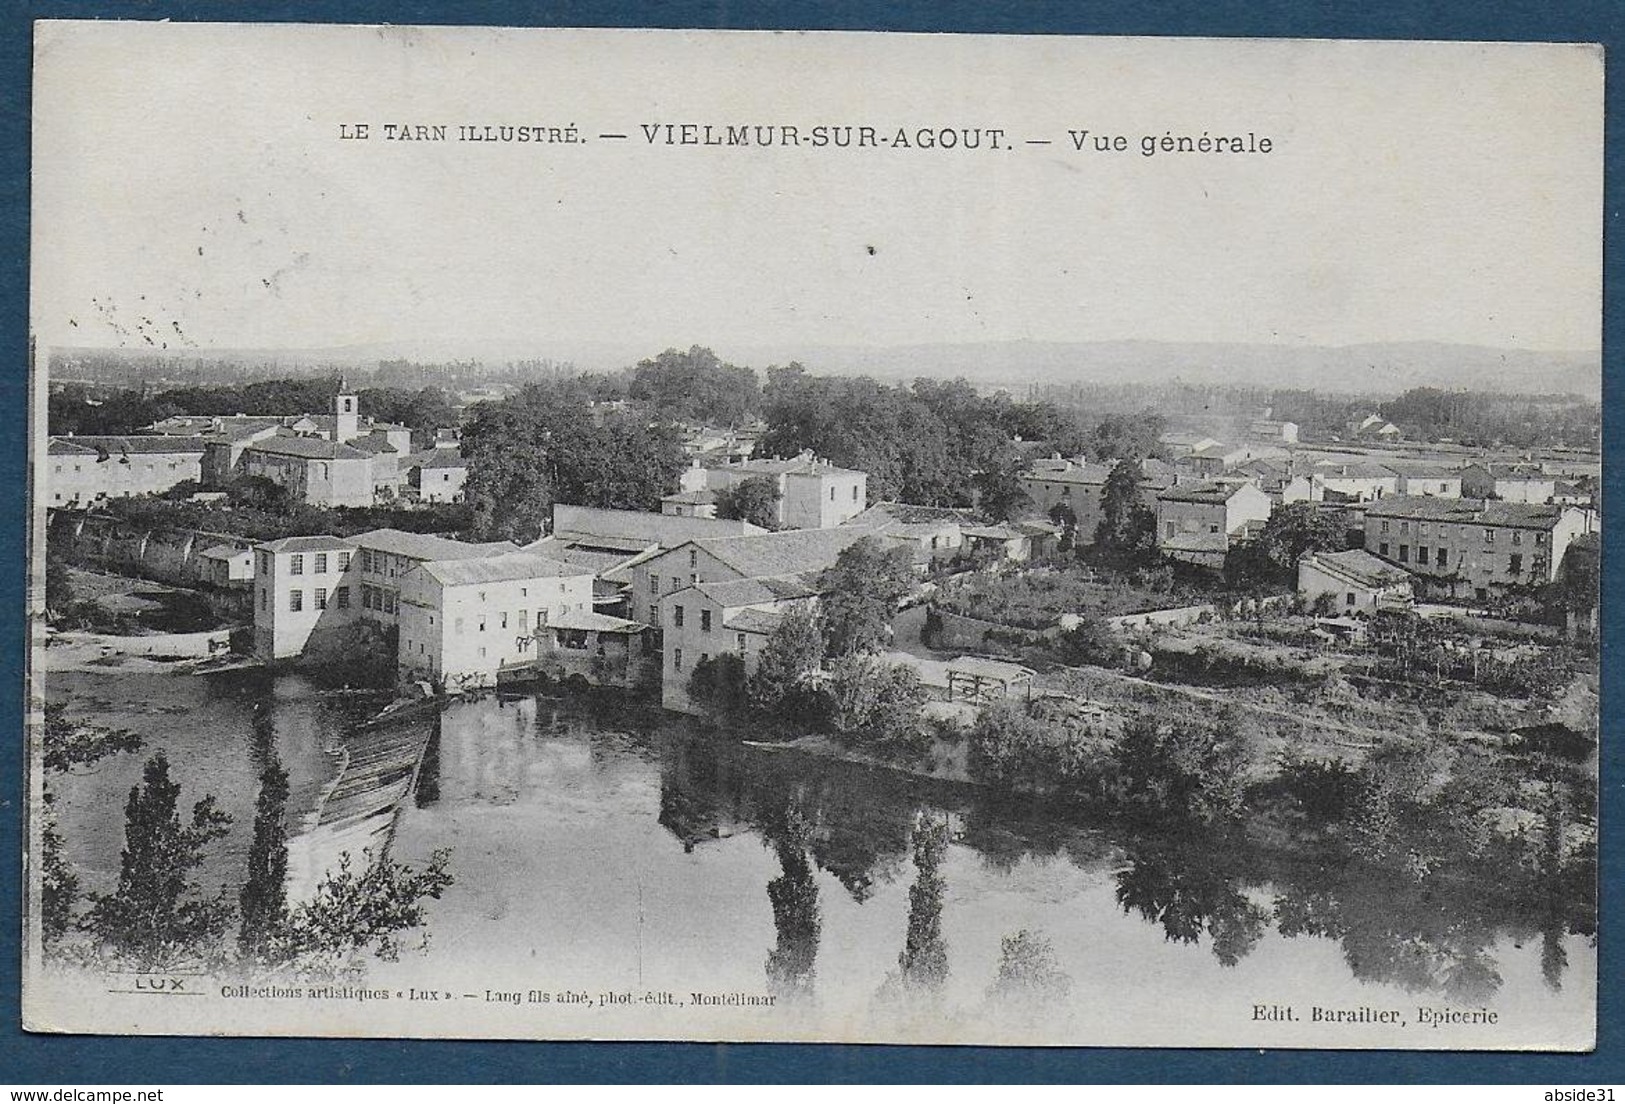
41;668;1595;1048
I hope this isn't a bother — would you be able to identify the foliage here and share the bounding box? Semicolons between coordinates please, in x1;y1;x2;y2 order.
966;698;1116;797
272;849;454;973
93;492;473;544
1223;503;1347;590
747;607;826;714
1087;410;1168;462
238;758;290;956
42;703;143;773
933;563;1187;631
764;811;821;1001
82;752;234;969
302;621;399;689
1112;713;1251;825
971;459;1032;523
629;346;760;425
40;806;78;947
757;367;1066;507
357;387;457;447
461;378;687;542
897;815;951;991
713;476;781;530
1379;386;1599;450
688;653;751;718
45;551;76;614
824;654;930;759
1090;460;1157;565
817;537;916;657
1050;614;1119;667
1556;533;1600;614
986;929;1072;1006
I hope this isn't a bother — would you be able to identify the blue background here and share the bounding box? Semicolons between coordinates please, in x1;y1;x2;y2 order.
1;0;1620;1084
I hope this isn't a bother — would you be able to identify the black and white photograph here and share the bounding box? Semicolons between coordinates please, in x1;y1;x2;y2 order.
23;23;1603;1049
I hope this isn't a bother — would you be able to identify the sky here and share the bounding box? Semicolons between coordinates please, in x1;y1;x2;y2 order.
30;24;1605;356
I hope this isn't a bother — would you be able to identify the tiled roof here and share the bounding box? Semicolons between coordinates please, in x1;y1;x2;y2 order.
549;610;644;633
352;528;518;562
350;435;398;455
717;456;864;478
257;534;357;554
724;608;784;635
410;449;467;469
661;489;717;505
1315;462;1397;481
246;435;371;461
686;527;885;579
50;435;207;455
843;501;978;530
1304;548;1412;589
686;573;821;608
1363;496;1570;528
552;504;765;547
199;543;252;560
419;551;583;586
1018;463;1114;485
1157;481;1256;505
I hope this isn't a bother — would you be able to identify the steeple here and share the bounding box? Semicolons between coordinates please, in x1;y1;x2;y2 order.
335;377;359;443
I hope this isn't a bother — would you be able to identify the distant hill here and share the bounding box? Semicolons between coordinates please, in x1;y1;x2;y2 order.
45;339;1601;399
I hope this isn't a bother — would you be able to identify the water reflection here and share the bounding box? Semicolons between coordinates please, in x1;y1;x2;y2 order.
762;805;821;1003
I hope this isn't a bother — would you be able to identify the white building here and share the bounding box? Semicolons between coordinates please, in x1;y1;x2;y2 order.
251;535;359;660
1298;548;1414;614
397;551;595;689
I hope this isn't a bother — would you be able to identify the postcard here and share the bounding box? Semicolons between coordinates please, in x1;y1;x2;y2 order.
24;22;1601;1049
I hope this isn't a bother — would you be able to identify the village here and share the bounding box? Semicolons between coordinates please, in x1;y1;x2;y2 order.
42;355;1599;769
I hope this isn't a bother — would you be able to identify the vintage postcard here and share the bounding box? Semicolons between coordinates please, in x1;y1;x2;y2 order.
24;23;1601;1049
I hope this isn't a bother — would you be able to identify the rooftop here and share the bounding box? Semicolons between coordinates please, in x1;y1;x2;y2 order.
723;608;785;635
682;573;822;608
419;551;583;586
552;504;766;548
246;435;371;461
50;435;208;455
352;528;518;562
684;527;887;580
257;534;357;554
843;501;979;531
1303;548;1413;589
549;610;645;633
718;455;864;478
1363;496;1574;528
1157;480;1258;505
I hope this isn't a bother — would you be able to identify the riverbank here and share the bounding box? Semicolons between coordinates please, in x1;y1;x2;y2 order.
40;628;243;674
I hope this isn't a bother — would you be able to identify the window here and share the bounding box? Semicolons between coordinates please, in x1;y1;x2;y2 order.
852;485;859;501
650;574;659;593
737;633;747;652
335;586;350;609
1439;483;1448;493
289;590;303;612
478;646;486;658
500;612;509;629
518;609;527;628
700;609;712;632
1399;521;1409;534
1535;533;1547;545
1208;524;1220;534
1484;528;1495;542
649;604;658;623
521;587;528;597
315;552;328;573
1416;547;1429;566
1165;522;1175;539
689;550;698;569
338;551;350;570
1420;524;1430;537
1511;531;1522;545
260;588;267;611
1398;545;1409;562
290;553;304;575
1380;520;1390;533
829;487;835;501
1509;554;1523;575
674;605;685;628
315;587;328;610
1438;547;1448;565
478;616;486;632
674;648;683;671
1346;592;1356;606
